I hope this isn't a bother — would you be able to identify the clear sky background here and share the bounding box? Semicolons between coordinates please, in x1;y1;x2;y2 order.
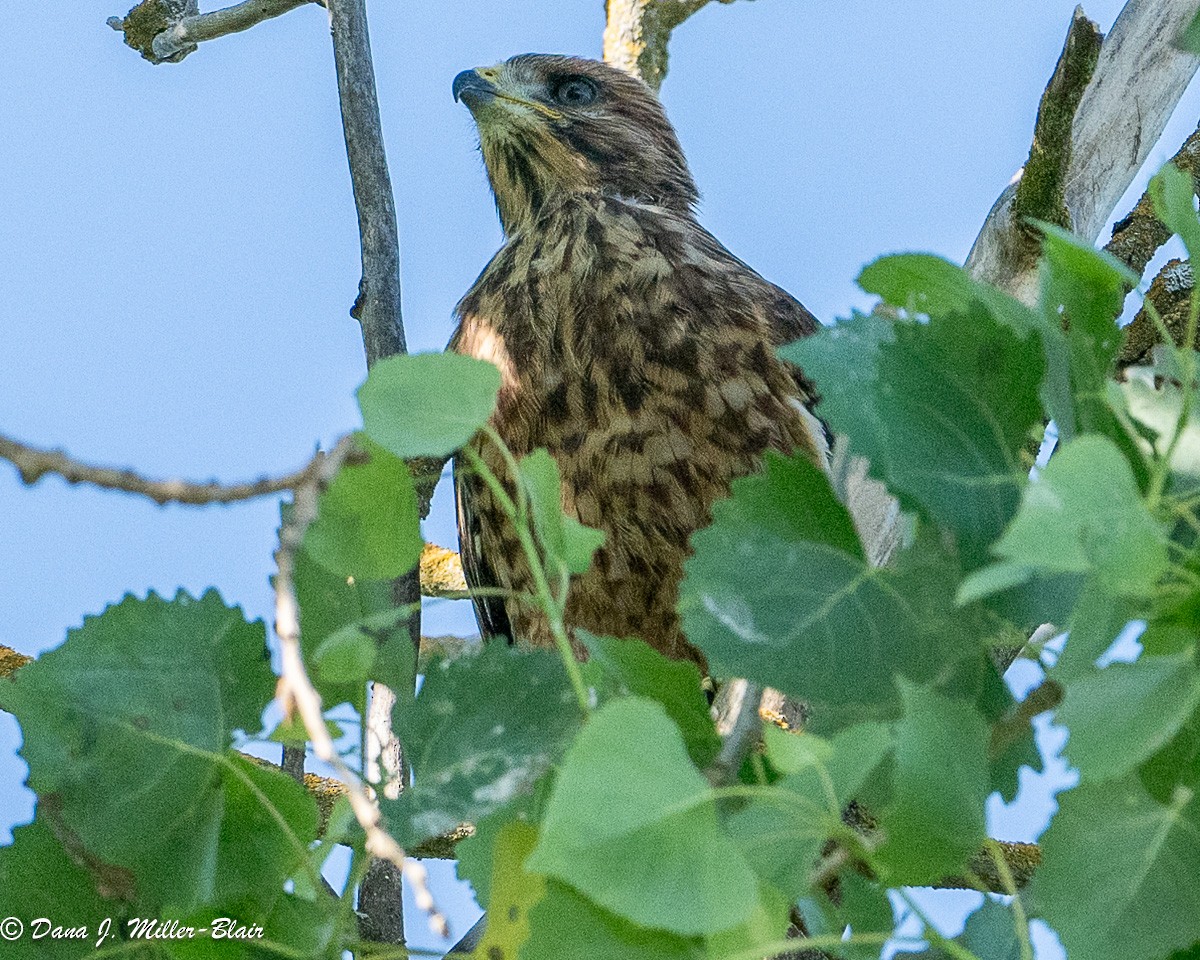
3;1;1198;956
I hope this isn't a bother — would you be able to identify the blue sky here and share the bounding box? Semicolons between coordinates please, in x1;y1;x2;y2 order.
3;0;1198;955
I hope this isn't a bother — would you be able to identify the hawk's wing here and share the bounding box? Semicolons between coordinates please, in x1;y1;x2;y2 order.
454;456;515;644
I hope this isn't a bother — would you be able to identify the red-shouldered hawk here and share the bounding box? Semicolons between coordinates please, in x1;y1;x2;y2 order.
450;55;825;666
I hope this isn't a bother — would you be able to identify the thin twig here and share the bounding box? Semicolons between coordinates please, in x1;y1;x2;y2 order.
273;435;448;939
0;430;354;506
108;0;322;64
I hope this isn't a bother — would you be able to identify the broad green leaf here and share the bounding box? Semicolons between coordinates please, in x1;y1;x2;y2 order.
780;311;894;466
858;253;1041;337
1036;222;1141;453
958;900;1023;960
290;526;395;709
0;818;129;960
311;607;416;699
384;645;581;845
0;591;317;912
521;880;703;960
1032;777;1200;960
728;722;893;898
303;436;421;581
796;873;894;960
703;882;792;960
1122;369;1200;497
455;780;551;908
474;822;544;960
857;253;1074;439
519;448;605;576
1059;650;1200;781
787;306;1043;568
874;682;988;885
893;900;1023;960
581;634;720;768
527;698;759;935
712;451;864;560
963;435;1168;601
358;351;501;458
1140;705;1200;804
682;525;980;732
978;664;1045;804
1150;163;1200;261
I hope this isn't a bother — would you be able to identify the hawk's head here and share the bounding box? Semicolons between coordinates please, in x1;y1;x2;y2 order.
453;54;698;233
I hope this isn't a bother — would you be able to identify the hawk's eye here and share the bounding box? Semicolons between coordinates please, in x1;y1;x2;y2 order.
551;76;599;107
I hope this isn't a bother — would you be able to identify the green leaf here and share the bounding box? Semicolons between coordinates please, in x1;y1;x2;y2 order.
581;634;720;768
787;306;1043;567
455;779;551;908
963;435;1168;602
874;682;988;885
1036;222;1141;453
357;352;500;458
861;253;1076;440
1150;163;1200;261
474;822;545;960
728;723;893;898
0;818;129;959
1059;649;1200;781
311;606;416;698
1122;369;1200;497
384;644;582;845
302;436;421;581
713;451;864;560
858;253;1041;336
959;900;1022;960
519;448;605;576
682;523;981;732
1032;776;1200;960
780;311;894;466
290;527;395;709
0;592;318;913
526;698;759;935
521;880;703;960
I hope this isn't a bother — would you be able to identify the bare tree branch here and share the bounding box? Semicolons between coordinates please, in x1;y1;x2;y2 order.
1120;258;1198;365
707;679;763;786
321;0;418;938
603;0;747;91
1106;122;1200;276
108;0;321;63
0;430;357;506
968;0;1200;302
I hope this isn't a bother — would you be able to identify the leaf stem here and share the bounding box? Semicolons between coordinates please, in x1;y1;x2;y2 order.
461;442;591;715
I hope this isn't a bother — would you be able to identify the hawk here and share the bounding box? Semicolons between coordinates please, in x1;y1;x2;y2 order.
450;54;826;667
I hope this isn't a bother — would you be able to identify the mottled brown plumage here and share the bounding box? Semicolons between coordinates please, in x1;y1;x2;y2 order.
450;54;824;665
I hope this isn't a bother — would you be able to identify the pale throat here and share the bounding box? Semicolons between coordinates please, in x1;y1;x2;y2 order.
480;126;595;234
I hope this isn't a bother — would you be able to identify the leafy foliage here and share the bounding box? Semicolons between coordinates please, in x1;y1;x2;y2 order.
5;162;1200;960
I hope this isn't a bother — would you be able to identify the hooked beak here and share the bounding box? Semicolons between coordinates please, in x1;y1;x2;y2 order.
452;69;497;105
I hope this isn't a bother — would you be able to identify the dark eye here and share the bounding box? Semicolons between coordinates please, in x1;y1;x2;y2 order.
551;76;599;107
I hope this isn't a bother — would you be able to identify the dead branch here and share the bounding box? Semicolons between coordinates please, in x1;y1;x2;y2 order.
1106;122;1200;276
968;0;1200;302
108;0;321;63
1120;258;1198;365
603;0;746;91
0;430;357;506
